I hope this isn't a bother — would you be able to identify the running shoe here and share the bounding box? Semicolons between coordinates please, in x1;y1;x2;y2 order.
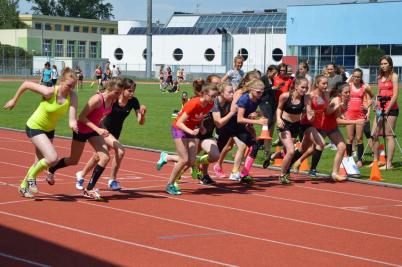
279;173;291;185
213;164;225;178
83;188;103;200
27;179;38;194
166;183;181;195
156;152;168;171
19;186;33;198
309;169;317;179
45;172;55;185
240;175;254;183
200;174;215;185
191;166;202;180
108;180;121;191
229;172;241;181
173;181;180;191
75;171;85;190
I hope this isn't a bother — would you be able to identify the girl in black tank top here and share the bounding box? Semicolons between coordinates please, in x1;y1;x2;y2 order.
275;77;309;184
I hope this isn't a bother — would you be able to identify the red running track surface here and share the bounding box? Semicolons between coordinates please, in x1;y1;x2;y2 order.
0;129;401;266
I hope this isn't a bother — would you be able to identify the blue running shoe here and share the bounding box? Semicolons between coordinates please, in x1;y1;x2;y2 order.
76;178;85;190
108;180;121;191
309;169;317;179
156;152;168;170
166;183;181;195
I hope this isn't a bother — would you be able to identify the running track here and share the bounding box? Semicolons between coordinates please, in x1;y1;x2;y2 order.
0;129;401;267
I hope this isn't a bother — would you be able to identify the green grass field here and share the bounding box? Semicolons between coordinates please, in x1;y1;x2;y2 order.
0;81;401;184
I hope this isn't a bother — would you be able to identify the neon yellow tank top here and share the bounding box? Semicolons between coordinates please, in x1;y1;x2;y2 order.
26;86;71;132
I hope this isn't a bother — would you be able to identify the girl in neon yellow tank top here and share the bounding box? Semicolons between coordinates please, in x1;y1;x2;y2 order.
3;68;78;198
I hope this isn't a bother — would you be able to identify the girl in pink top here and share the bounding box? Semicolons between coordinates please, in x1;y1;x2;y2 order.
344;68;373;167
372;56;399;169
47;78;124;200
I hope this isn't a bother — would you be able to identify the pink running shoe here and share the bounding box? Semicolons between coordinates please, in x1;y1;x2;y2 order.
213;164;226;178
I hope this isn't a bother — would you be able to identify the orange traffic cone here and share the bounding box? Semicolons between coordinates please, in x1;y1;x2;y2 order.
378;144;386;166
257;125;272;140
299;158;310;172
273;146;283;167
369;160;383;181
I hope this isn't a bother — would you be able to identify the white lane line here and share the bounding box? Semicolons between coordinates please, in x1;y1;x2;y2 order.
0;252;50;267
0;160;401;241
76;201;401;267
0;211;236;267
294;185;402;204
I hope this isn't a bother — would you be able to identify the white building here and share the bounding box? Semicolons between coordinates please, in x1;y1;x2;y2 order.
102;10;287;78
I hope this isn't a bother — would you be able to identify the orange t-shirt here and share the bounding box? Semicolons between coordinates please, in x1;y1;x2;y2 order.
274;76;293;101
172;97;213;130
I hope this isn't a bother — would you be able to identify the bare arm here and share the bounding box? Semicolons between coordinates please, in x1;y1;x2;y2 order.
135;105;146;125
221;74;229;82
68;91;79;133
385;73;399;114
276;93;288;129
364;83;374;99
237;107;267;126
3;81;53;110
212;110;235;128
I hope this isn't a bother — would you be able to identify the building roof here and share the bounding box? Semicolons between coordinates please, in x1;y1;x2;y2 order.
19;14;117;26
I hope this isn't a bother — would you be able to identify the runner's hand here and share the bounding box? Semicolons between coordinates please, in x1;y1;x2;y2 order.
3;98;17;110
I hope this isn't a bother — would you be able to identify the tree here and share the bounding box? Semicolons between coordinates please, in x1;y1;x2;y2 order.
358;47;385;66
27;0;114;20
0;0;27;29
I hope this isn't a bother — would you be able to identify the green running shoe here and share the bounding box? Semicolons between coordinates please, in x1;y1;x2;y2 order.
156;152;168;170
241;175;254;183
191;166;202;180
279;173;291;185
166;183;181;195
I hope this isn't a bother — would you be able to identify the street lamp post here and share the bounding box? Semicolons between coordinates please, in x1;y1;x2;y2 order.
145;0;152;79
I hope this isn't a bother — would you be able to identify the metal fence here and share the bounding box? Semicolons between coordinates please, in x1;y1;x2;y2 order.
0;58;33;76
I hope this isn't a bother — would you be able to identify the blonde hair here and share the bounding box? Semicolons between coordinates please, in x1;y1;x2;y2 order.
104;77;124;91
217;82;233;95
60;67;77;82
242;79;264;93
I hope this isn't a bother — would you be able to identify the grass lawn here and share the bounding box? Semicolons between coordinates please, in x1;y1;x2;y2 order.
0;81;401;185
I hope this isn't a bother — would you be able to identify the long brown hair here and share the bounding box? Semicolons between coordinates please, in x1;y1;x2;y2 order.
378;55;394;81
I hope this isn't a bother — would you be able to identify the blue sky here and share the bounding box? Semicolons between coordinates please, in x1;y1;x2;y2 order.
18;0;389;23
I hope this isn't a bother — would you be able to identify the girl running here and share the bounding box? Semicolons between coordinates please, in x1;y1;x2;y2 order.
165;83;218;195
3;68;78;198
344;68;373;167
46;77;124;199
276;77;308;184
75;78;146;191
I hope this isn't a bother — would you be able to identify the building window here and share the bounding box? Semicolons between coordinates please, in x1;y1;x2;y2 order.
272;48;283;62
173;48;183;61
344;45;356;55
379;45;390;55
109;28;115;34
142;48;147;60
78;41;86;58
55;40;63;57
321;46;332;56
55;24;62;31
64;25;70;32
67;41;75;57
204;48;215;62
44;23;51;30
92;27;98;34
73;25;80;32
34;23;42;30
101;27;106;34
90;42;97;58
391;44;402;55
114;48;124;60
237;48;248;61
43;39;52;56
83;26;89;33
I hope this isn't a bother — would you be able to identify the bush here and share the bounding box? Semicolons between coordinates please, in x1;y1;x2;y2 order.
358;47;385;66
